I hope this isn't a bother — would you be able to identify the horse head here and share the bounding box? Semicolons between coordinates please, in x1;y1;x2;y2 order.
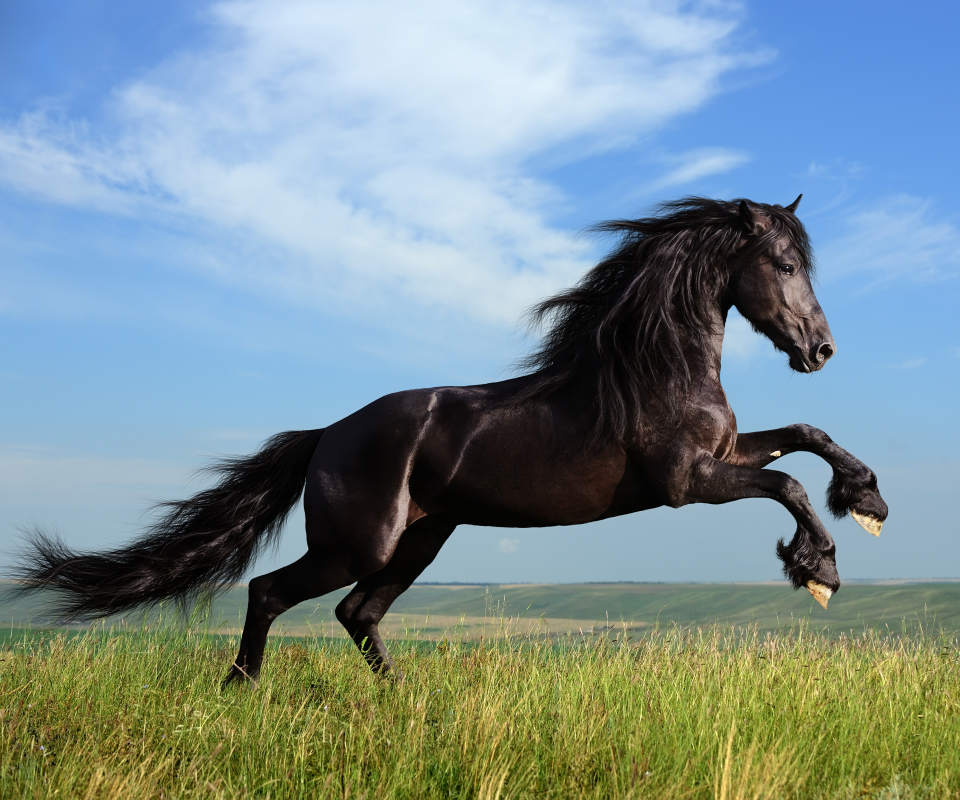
730;196;836;373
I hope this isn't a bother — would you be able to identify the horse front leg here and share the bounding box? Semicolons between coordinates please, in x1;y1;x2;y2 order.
731;424;888;536
682;456;840;607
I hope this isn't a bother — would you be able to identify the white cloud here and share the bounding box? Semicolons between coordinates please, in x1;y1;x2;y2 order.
651;147;750;190
819;195;960;284
499;538;520;554
0;444;185;492
887;358;926;370
797;159;865;216
804;159;865;181
0;0;766;327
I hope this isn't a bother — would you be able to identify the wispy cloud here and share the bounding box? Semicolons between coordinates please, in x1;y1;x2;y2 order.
798;159;865;216
820;195;960;284
0;444;185;490
804;159;865;181
651;147;750;190
499;538;520;554
887;358;927;370
0;0;767;327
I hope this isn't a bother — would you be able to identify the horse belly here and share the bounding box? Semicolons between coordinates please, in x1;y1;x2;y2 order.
416;429;630;528
433;475;617;527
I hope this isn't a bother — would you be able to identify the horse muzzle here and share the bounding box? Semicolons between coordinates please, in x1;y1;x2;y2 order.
811;340;836;369
790;339;836;373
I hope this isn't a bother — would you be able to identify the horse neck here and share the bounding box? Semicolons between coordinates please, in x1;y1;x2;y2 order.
682;299;728;386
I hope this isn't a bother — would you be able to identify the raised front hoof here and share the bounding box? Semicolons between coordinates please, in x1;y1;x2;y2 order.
827;470;889;530
777;536;840;603
788;566;840;606
806;581;833;609
851;510;883;537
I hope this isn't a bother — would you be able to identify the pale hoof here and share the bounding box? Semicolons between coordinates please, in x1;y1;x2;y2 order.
806;581;832;609
851;510;882;537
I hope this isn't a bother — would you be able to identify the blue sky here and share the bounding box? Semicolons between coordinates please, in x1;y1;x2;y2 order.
1;0;958;585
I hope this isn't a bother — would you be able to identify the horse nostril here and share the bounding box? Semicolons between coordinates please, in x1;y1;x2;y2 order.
815;342;836;363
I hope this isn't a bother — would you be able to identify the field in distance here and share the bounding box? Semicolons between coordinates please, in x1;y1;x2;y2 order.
3;580;958;639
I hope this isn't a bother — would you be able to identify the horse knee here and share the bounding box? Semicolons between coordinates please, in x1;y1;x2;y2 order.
786;423;831;447
777;474;809;507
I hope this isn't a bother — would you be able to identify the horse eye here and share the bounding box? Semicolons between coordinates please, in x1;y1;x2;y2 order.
777;263;795;276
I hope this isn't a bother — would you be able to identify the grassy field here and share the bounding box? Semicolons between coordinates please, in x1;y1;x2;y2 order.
3;583;959;798
2;621;960;799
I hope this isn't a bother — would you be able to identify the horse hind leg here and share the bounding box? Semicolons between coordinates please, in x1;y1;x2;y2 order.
225;549;358;685
336;516;456;677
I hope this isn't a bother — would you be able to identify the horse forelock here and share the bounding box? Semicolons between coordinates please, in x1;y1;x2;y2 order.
516;197;814;443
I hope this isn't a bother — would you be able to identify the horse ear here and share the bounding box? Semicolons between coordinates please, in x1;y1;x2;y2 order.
785;194;802;213
739;200;762;236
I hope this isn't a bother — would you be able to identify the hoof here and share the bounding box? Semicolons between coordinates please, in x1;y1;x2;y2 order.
806;581;832;609
851;510;882;537
223;665;257;689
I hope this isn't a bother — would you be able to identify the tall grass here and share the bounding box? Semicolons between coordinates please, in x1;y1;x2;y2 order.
1;622;958;798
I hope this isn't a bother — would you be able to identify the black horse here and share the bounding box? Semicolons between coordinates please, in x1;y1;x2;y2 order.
13;196;888;682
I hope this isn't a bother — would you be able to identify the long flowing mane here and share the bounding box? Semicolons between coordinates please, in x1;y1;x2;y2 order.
517;197;815;443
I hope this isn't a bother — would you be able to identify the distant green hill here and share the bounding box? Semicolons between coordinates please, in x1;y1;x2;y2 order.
3;580;958;638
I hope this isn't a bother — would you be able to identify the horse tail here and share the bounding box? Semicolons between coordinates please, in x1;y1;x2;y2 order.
11;428;326;620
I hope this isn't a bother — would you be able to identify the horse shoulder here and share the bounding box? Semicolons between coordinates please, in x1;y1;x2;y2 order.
619;389;739;510
681;385;739;461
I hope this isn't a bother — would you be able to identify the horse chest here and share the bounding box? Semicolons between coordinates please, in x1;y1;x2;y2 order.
682;396;738;461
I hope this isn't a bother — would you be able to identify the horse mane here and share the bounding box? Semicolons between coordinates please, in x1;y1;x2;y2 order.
516;197;815;444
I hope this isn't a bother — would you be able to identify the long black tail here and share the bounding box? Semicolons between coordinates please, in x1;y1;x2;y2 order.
10;428;326;619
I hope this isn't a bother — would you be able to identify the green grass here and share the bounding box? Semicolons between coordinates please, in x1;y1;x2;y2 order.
2;622;960;799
